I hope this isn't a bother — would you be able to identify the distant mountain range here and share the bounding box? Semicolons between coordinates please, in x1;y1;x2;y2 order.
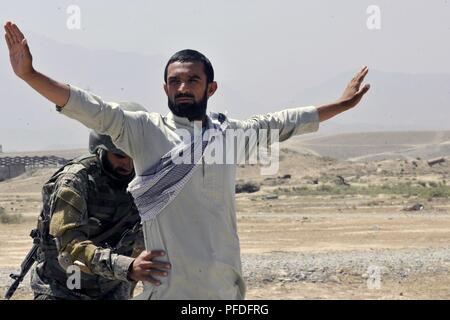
288;70;450;134
283;131;450;160
1;32;449;152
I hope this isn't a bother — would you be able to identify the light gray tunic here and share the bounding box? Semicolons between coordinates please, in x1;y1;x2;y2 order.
60;85;320;299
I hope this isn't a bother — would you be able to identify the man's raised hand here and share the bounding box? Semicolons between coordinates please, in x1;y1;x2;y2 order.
339;66;371;110
3;21;70;107
4;22;34;80
317;66;371;122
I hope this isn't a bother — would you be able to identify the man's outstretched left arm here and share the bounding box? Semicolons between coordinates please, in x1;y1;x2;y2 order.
233;66;371;141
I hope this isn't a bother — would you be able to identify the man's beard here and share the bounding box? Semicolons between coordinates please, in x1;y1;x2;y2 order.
168;91;208;121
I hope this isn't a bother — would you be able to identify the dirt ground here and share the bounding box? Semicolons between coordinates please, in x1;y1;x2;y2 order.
1;149;450;300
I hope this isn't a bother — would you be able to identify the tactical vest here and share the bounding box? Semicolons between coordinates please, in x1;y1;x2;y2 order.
34;154;141;296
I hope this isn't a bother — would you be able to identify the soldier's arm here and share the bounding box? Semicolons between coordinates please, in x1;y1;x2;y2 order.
49;170;170;284
48;170;135;282
52;199;169;285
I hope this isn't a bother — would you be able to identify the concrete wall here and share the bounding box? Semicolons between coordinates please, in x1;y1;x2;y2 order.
0;164;26;181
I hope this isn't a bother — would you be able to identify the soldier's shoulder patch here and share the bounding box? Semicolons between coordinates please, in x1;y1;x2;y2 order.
50;190;88;238
55;186;87;214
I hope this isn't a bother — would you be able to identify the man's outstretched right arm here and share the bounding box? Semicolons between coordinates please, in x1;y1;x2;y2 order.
3;21;155;161
4;22;70;108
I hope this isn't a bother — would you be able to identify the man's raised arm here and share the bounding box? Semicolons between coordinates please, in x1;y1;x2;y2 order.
317;66;371;122
234;66;371;139
4;22;70;108
3;21;154;160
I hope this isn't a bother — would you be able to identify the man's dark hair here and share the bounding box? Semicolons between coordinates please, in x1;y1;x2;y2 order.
164;49;215;84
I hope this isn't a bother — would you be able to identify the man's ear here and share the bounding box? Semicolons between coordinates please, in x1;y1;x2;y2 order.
163;83;168;96
207;81;218;98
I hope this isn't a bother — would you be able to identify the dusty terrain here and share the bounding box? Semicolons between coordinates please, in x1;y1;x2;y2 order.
1;133;450;300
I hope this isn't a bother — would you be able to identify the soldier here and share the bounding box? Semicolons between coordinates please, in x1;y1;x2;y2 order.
30;112;171;300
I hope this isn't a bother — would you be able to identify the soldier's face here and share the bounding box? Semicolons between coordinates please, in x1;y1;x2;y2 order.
106;151;134;176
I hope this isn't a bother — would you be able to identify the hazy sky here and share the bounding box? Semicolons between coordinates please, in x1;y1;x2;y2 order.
0;1;449;151
2;1;449;82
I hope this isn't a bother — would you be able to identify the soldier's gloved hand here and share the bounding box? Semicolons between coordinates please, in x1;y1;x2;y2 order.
128;250;171;286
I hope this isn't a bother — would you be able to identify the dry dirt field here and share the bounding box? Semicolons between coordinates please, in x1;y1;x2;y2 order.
1;136;450;300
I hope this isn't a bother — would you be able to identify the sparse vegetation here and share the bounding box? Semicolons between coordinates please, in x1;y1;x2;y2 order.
286;183;450;199
0;206;23;224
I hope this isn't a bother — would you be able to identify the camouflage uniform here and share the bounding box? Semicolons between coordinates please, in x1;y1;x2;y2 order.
30;153;144;300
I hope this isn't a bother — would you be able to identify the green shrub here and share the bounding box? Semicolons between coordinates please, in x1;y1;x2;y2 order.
0;208;23;224
428;182;438;188
286;183;450;199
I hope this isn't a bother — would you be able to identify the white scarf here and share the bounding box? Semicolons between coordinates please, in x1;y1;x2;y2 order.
127;112;228;222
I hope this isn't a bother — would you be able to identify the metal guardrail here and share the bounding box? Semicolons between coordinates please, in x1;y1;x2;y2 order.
0;156;68;168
